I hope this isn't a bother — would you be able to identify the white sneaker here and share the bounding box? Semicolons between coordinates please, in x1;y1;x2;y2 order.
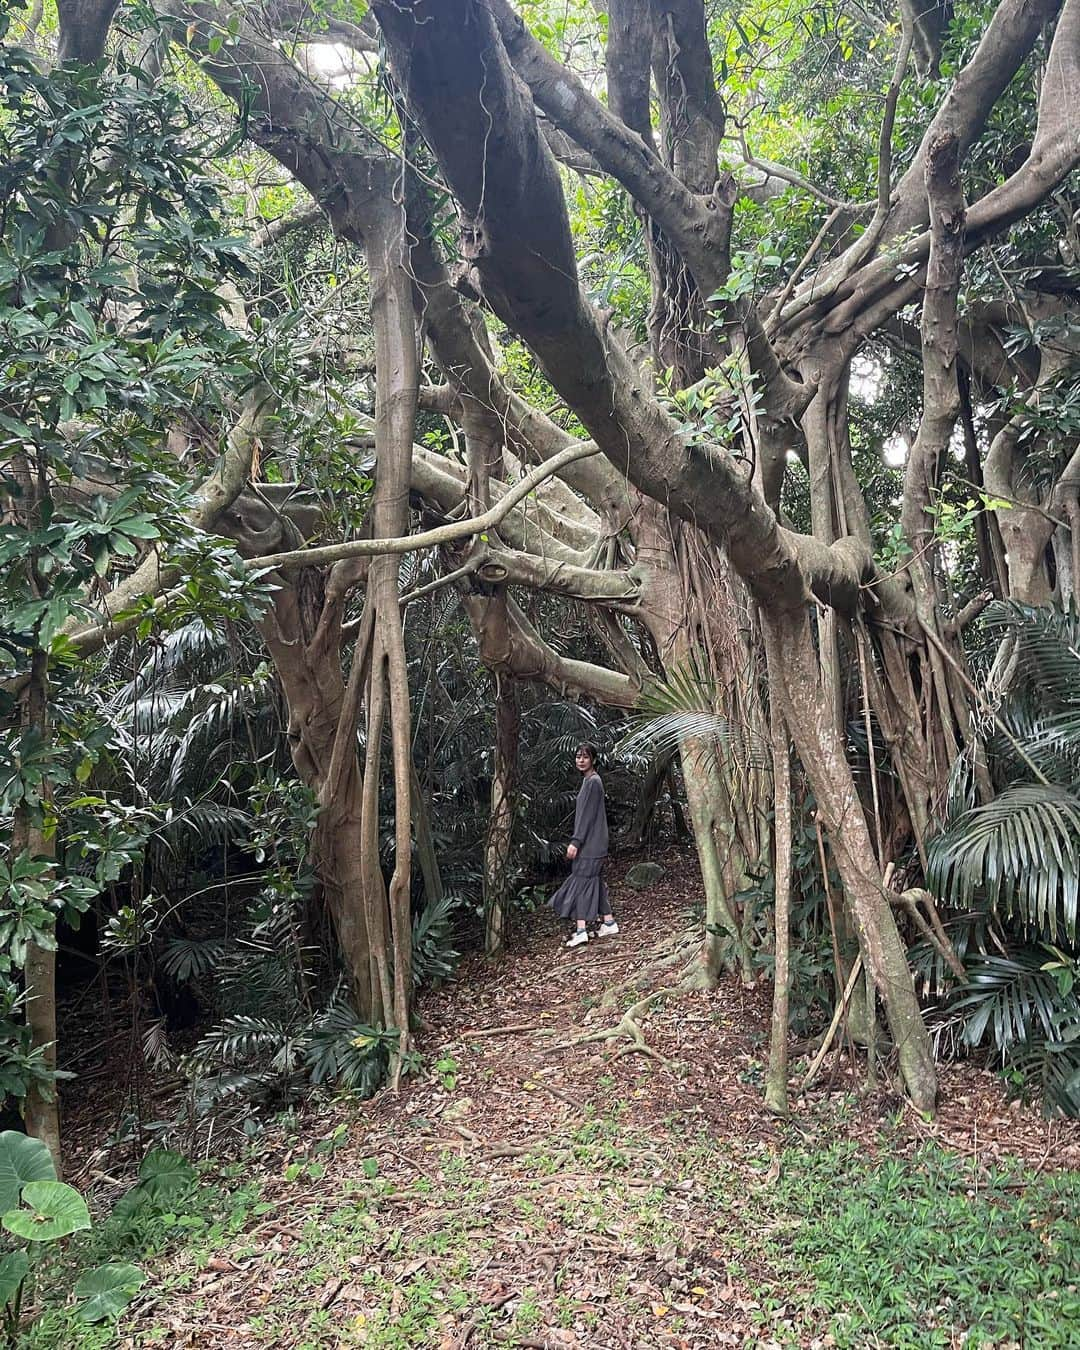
596;921;620;938
565;929;589;948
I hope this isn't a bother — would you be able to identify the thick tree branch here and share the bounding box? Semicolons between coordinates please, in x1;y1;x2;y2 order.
373;0;898;623
252;202;325;248
461;590;637;708
474;545;644;612
63;385;275;656
607;0;656;145
900;131;966;572
56;0;121;63
486;0;733;299
252;441;603;571
780;0;1066;333
652;0;724;193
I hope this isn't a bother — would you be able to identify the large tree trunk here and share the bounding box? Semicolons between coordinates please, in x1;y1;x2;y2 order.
766;608;937;1111
261;584;388;1022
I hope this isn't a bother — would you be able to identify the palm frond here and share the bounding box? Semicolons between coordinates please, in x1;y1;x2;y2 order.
638;657;718;719
927;784;1080;942
158;802;251;856
160;937;229;983
188;1015;302;1071
939;948;1067;1055
985;601;1080;709
411;892;461;990
618;710;769;766
305;996;391;1092
615;655;769;768
1008;1027;1080;1118
167;683;267;796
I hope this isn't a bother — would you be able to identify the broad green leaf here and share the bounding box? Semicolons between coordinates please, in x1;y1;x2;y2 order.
2;1180;91;1241
0;1131;56;1213
137;1149;195;1198
0;1250;29;1307
75;1262;145;1322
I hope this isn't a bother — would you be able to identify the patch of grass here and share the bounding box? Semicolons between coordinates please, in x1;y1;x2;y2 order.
724;1140;1080;1348
21;1113;1080;1348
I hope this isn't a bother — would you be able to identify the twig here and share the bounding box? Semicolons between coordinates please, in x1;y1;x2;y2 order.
799;955;864;1092
457;1291;517;1348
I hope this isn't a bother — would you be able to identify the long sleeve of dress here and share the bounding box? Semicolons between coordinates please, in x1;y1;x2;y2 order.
570;774;609;858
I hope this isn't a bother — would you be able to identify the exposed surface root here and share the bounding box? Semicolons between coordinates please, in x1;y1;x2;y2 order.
575;979;699;1066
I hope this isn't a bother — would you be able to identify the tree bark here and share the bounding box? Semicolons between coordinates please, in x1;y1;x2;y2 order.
764;685;791;1117
21;649;61;1171
765;605;937;1112
484;673;520;956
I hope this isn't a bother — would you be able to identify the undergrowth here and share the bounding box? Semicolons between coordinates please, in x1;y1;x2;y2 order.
21;1113;1080;1348
724;1137;1080;1347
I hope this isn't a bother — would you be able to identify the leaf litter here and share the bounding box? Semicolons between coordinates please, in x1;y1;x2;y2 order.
60;847;1080;1347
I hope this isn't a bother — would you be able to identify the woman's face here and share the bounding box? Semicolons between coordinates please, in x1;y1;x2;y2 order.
575;749;594;774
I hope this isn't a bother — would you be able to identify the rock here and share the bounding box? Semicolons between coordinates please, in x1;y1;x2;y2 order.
441;1097;473;1121
625;861;665;890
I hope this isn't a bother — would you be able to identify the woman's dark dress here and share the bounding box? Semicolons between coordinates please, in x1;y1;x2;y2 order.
550;772;610;923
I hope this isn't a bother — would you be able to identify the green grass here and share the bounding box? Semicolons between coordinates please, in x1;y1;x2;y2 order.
724;1139;1080;1348
15;1120;1080;1347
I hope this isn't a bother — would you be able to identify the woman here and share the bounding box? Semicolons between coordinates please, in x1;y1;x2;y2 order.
550;743;619;948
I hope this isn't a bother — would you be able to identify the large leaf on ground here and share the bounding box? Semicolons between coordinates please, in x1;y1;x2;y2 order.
112;1148;197;1222
136;1149;195;1200
75;1263;145;1322
927;784;1080;941
2;1180;90;1241
0;1132;56;1213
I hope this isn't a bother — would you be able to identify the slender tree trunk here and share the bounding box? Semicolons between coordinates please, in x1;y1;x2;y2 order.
679;737;749;984
484;673;520;955
411;762;444;906
362;195;419;1068
10;442;62;1165
764;687;791;1117
622;749;675;848
21;655;61;1168
643;545;753;982
766;606;937;1112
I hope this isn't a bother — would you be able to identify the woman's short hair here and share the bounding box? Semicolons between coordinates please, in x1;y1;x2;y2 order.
575;742;599;763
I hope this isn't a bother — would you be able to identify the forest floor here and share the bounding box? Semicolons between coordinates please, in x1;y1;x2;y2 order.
32;849;1080;1348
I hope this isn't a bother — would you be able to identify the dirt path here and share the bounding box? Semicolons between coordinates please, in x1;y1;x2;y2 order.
97;849;1080;1349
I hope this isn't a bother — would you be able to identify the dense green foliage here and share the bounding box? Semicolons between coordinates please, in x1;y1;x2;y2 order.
0;0;1077;1338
